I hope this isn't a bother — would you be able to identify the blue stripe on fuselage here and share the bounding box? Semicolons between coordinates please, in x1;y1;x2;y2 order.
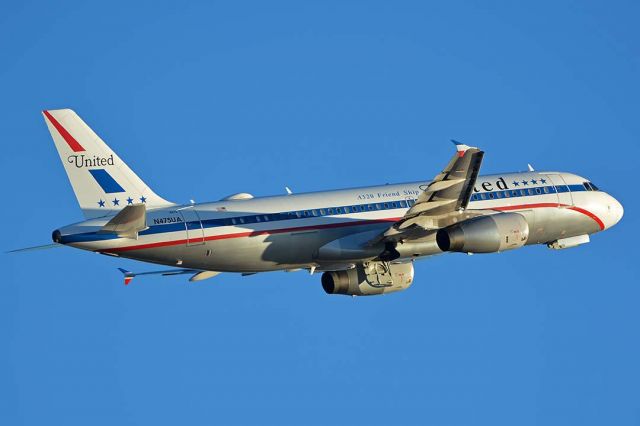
60;183;590;245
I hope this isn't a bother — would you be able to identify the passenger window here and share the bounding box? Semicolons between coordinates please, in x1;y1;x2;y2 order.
320;209;326;215
399;200;407;208
496;192;502;199
335;207;342;214
489;193;494;199
527;188;534;195
543;187;549;194
535;188;541;194
327;208;334;215
519;189;526;196
504;191;510;198
255;216;261;222
238;218;245;224
383;203;389;209
231;218;237;225
480;193;486;200
312;210;318;216
264;215;269;221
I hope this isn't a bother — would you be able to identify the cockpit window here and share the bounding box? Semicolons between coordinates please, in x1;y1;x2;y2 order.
583;182;600;191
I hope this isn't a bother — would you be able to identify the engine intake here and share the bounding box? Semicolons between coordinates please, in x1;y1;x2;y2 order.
436;213;529;253
321;262;414;296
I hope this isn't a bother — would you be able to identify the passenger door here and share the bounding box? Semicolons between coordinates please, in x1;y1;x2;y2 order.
179;208;205;246
544;174;573;206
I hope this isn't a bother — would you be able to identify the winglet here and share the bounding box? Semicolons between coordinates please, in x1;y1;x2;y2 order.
118;268;135;285
451;140;476;158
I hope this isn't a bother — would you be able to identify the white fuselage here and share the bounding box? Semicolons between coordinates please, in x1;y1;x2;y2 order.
55;171;623;272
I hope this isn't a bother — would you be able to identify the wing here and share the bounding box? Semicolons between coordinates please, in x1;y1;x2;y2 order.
377;141;485;243
118;268;221;285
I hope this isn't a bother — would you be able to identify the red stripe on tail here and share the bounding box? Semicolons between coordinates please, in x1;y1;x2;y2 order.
43;110;85;152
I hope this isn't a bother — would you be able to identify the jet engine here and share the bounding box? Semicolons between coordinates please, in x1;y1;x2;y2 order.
321;261;414;296
436;213;529;253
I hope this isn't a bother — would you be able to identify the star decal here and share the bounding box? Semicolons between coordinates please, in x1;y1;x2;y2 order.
540;178;547;184
513;181;520;187
531;179;538;185
98;199;105;207
521;180;529;186
140;196;147;203
112;198;120;206
127;197;134;205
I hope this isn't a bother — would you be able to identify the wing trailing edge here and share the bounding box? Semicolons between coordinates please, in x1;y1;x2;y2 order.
117;267;222;285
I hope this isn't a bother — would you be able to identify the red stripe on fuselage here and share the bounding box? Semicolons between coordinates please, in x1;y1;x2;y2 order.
491;202;561;211
99;202;605;254
101;217;402;254
568;206;605;230
43;110;85;152
492;202;605;230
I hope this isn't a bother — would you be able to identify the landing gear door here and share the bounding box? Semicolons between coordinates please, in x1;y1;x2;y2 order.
179;208;205;246
545;174;573;206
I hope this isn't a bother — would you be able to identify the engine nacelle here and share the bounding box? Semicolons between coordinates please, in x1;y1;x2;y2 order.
321;262;414;296
436;213;529;253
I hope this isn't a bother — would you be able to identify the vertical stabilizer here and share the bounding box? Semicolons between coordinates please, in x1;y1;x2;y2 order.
43;109;173;218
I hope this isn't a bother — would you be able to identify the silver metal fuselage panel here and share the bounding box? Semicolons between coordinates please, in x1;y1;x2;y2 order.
55;171;621;272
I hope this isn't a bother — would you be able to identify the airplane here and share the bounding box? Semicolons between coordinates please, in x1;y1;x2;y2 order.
21;109;623;295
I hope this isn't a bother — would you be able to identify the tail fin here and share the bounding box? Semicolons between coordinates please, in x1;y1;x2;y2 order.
43;109;173;218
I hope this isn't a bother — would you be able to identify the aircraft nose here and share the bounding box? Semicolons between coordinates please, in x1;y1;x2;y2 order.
611;197;624;224
604;195;624;229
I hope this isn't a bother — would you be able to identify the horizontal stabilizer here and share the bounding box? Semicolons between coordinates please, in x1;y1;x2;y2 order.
100;204;147;239
7;243;63;253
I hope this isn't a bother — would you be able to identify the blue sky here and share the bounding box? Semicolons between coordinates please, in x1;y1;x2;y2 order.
2;1;638;425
